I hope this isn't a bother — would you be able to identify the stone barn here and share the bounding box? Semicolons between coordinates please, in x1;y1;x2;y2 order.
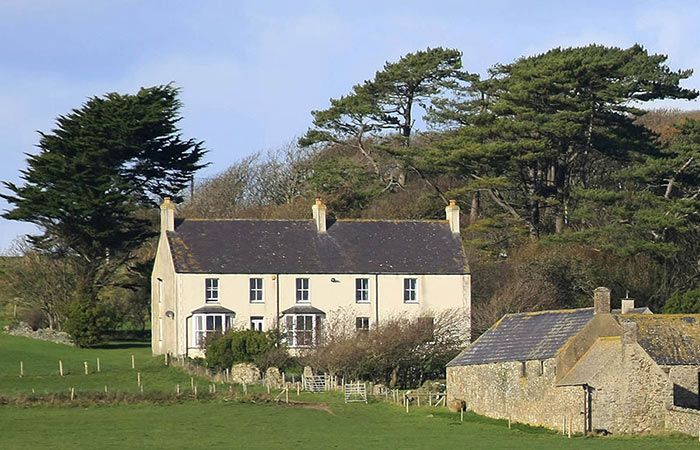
446;287;700;435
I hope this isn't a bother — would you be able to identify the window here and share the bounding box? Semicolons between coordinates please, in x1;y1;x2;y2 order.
296;278;310;303
250;316;264;332
285;314;322;347
417;316;435;341
520;361;527;378
538;360;544;376
356;317;370;332
403;278;418;303
192;313;233;347
355;278;369;303
249;278;263;303
205;278;219;303
157;278;163;304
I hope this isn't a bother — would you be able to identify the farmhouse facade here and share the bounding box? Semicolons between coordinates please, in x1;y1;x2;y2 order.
446;287;700;435
151;198;470;357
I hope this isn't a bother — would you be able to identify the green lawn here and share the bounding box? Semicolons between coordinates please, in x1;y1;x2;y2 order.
0;332;198;395
0;332;697;449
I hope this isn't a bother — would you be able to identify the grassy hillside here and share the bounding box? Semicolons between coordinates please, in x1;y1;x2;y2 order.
0;332;196;395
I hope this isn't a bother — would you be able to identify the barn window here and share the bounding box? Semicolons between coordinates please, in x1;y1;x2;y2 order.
520;361;527;378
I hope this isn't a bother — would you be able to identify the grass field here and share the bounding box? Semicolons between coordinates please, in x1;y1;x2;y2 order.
0;332;697;449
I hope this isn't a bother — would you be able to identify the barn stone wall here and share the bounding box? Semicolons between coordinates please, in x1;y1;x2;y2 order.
668;365;700;409
666;405;700;436
446;359;584;433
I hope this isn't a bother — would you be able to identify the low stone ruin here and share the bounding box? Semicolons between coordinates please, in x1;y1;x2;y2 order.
3;321;74;346
231;362;260;384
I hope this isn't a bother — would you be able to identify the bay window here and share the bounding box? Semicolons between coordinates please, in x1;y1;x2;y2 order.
285;314;322;347
192;313;233;347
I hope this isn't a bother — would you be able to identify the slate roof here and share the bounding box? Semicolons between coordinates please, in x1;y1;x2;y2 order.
167;219;467;275
191;305;236;315
281;305;326;316
447;308;595;366
619;315;700;365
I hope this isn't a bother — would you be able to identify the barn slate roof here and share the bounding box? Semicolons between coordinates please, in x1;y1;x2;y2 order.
167;219;467;275
619;315;700;365
447;308;595;367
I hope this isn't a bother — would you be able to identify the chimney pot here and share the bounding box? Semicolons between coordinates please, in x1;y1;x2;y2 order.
445;199;460;234
621;297;635;314
593;287;611;315
312;198;327;233
160;197;175;233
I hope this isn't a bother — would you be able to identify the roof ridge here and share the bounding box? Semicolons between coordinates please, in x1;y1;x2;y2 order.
178;218;450;224
504;307;594;318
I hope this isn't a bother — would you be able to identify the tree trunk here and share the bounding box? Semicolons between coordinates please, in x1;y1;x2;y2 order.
554;160;567;234
469;191;481;224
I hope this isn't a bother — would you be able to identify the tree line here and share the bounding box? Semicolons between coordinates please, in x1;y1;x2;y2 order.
2;44;700;344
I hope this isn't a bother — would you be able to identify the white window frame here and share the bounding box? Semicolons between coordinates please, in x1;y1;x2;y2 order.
250;316;264;332
285;314;322;347
295;278;310;303
249;278;264;303
205;278;219;303
403;278;418;303
356;316;370;332
355;278;369;303
191;313;233;347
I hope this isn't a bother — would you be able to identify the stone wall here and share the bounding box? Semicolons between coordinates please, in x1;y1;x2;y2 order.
3;322;74;346
668;365;699;409
666;405;700;436
447;359;584;433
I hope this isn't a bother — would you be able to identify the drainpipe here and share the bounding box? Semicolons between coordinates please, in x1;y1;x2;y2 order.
275;273;281;336
184;313;193;358
374;273;380;326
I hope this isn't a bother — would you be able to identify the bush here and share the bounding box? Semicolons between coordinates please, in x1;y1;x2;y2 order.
663;288;700;313
205;330;276;371
302;310;465;388
254;346;296;372
62;299;114;347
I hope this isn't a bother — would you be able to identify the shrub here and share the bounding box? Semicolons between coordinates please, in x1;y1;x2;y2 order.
62;299;114;347
302;310;465;388
205;330;276;371
663;288;700;313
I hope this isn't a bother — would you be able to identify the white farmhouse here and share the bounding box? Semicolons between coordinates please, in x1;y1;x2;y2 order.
151;198;470;357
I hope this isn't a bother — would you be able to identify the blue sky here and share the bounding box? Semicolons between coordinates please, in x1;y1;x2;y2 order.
1;0;699;251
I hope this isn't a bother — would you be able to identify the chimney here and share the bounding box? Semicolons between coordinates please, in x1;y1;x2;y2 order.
312;198;327;233
622;321;638;345
621;294;635;314
593;287;611;315
445;200;460;234
160;197;175;233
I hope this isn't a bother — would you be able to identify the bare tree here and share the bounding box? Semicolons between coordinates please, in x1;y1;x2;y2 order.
2;239;77;330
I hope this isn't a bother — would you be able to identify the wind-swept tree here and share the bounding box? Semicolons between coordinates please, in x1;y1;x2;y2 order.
300;47;469;190
430;44;697;239
2;85;206;344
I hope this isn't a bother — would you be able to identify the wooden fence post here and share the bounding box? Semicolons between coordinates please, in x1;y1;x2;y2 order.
176;384;180;395
96;358;101;372
59;360;64;377
131;354;135;369
19;361;24;378
84;362;89;375
137;372;141;387
70;387;75;401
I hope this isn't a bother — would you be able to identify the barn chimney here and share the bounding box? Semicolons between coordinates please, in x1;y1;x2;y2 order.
160;197;175;233
445;200;460;234
621;293;635;314
312;198;327;233
593;287;611;315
